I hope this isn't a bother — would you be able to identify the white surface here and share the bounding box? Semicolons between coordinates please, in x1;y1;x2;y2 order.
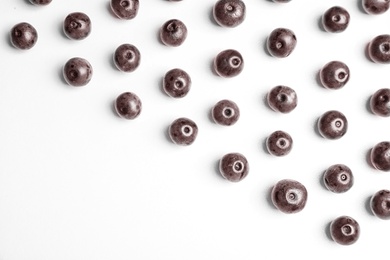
1;0;390;259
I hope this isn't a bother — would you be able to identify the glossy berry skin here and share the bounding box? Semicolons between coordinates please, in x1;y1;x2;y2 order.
322;6;350;33
370;141;390;171
29;0;52;5
266;130;293;156
370;88;390;116
368;34;390;64
213;49;244;77
211;99;240;126
219;153;249;182
63;12;91;40
323;164;353;193
169;117;198;145
63;57;93;87
114;44;141;73
317;110;348;140
110;0;139;20
267;28;297;58
159;19;187;47
10;22;38;50
213;0;246;28
370;189;390;219
319;61;350;90
330;216;360;245
363;0;390;15
163;68;191;98
271;179;307;214
115;92;142;120
267;85;297;113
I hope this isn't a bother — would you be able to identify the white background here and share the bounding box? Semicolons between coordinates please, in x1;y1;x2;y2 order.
1;0;390;259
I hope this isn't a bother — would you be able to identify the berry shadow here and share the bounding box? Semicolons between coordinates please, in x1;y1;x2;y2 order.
317;15;326;32
108;52;118;71
365;95;374;115
208;5;219;27
324;220;333;242
58;19;69;40
318;169;327;190
265;185;279;212
364;42;374;63
366;148;375;169
213;159;226;181
110;100;122;119
262;37;273;58
5;31;13;49
364;195;375;217
58;65;70;86
356;0;367;14
315;69;325;89
209;57;220;77
313;116;323;138
261;136;271;155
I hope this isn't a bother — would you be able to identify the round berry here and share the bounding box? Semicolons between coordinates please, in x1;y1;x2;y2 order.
219;152;249;182
213;0;246;28
63;12;91;40
267;28;297;58
10;22;38;50
63;57;93;87
266;130;293;156
29;0;52;5
159;19;187;47
319;61;350;90
368;34;390;64
110;0;139;20
317;110;348;140
114;92;142;120
322;6;350;33
370;189;390;219
323;164;353;193
271;179;307;214
169;117;198;145
330;216;360;245
370;141;390;171
163;68;191;98
213;49;244;77
211;99;240;126
363;0;390;15
113;44;141;73
267;85;297;113
370;88;390;117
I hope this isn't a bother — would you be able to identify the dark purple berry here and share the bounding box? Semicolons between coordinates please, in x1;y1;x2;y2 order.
211;99;240;126
63;12;91;40
267;85;297;113
267;28;297;58
317;110;348;140
271;179;307;214
113;44;141;73
219;152;249;182
169;117;198;145
363;0;390;15
330;216;360;245
323;164;353;193
319;61;350;90
159;19;187;47
63;57;93;87
266;130;293;156
368;34;390;64
110;0;139;20
322;6;350;33
370;141;390;171
370;189;390;219
114;92;142;120
213;49;244;77
29;0;52;5
10;22;38;50
163;68;191;98
370;88;390;116
213;0;246;28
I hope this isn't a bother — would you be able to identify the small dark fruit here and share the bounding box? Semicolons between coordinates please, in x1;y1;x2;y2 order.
267;85;297;113
317;110;348;140
370;88;390;116
163;68;191;98
211;99;240;126
370;189;390;219
159;19;187;47
169;117;198;145
266;130;293;156
362;0;390;15
29;0;52;5
267;28;297;58
323;164;353;193
271;179;307;214
319;61;350;90
10;22;38;50
322;6;350;33
219;152;249;182
63;12;91;40
370;141;390;171
368;34;390;64
330;216;360;245
213;49;244;77
213;0;246;28
110;0;139;20
113;44;141;72
114;92;142;120
63;57;93;87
